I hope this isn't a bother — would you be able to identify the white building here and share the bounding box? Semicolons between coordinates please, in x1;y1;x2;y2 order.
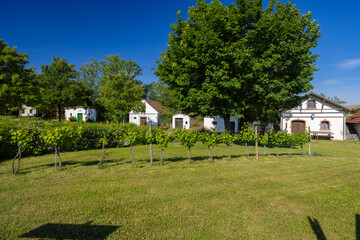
129;100;167;126
204;115;240;133
19;105;37;117
65;107;97;122
280;92;349;140
172;114;193;129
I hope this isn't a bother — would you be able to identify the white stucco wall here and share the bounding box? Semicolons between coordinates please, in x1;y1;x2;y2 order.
65;108;97;122
172;114;193;129
129;112;159;126
280;96;346;140
19;105;36;117
204;116;239;132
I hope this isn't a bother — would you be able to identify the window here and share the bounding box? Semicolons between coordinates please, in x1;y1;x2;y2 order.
70;113;72;117
307;99;316;108
134;117;137;119
185;121;188;124
212;121;217;125
29;109;33;114
321;121;330;130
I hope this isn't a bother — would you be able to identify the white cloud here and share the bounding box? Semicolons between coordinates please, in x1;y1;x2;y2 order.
338;59;360;69
323;79;337;85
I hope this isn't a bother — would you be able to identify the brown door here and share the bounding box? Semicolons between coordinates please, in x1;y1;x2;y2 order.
175;118;183;128
230;122;235;133
291;120;305;133
140;117;147;126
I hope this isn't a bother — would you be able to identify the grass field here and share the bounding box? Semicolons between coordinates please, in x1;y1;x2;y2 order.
0;140;359;239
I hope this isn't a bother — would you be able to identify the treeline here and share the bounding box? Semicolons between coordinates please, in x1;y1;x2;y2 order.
0;39;173;122
1;119;310;174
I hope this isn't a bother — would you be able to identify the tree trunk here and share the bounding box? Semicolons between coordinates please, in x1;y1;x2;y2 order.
161;149;164;165
188;147;191;164
16;145;21;173
301;145;304;155
209;147;213;162
245;142;249;159
263;145;266;157
57;107;61;122
223;115;231;133
130;145;135;166
99;137;105;167
56;146;62;170
12;146;20;174
227;145;231;160
290;145;293;155
276;145;279;157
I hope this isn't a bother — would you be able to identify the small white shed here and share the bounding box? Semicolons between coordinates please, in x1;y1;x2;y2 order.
19;105;36;117
65;107;97;122
204;116;239;133
129;100;167;126
172;114;193;129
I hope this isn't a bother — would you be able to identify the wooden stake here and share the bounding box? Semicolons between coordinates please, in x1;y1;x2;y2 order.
255;126;259;160
149;120;153;166
308;126;311;156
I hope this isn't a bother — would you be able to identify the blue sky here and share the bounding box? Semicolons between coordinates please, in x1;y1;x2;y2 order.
1;0;360;105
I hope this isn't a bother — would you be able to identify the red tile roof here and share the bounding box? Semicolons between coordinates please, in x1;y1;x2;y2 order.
346;105;360;111
346;110;360;124
144;100;168;114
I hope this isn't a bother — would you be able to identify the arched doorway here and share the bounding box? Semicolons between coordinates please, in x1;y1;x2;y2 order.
291;120;305;133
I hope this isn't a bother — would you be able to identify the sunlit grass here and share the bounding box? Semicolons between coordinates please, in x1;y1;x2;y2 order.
0;140;359;239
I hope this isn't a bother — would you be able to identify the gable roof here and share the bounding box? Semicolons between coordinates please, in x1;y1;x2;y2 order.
346;110;360;124
144;100;168;114
307;91;349;111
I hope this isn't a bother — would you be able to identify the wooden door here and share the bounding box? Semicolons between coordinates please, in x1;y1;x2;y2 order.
291;120;305;133
140;117;147;126
77;113;83;122
175;118;183;128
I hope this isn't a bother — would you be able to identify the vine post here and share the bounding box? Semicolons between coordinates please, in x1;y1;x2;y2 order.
255;126;259;160
149;120;153;166
308;126;311;156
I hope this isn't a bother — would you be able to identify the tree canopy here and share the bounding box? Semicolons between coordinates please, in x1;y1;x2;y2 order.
0;39;36;114
97;54;144;122
156;0;321;129
36;57;84;121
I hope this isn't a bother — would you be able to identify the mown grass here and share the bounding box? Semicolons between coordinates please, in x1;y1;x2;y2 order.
0;140;359;239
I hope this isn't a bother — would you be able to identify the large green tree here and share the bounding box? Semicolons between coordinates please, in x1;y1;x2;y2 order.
37;57;84;121
156;0;321;129
0;39;36;114
97;54;144;122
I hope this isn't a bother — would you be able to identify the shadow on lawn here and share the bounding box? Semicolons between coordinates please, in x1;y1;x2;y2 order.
308;214;360;240
20;222;119;240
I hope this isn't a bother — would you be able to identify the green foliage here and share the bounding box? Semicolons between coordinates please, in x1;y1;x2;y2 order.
270;131;287;146
69;116;77;122
0;39;36;113
97;54;144;122
259;132;269;146
200;131;219;148
36;56;84;120
179;130;199;149
156;0;320;125
155;130;173;150
238;124;255;143
220;131;236;147
41;123;82;149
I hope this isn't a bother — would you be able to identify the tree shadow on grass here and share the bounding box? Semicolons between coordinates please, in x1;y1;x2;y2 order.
20;222;120;240
307;217;327;240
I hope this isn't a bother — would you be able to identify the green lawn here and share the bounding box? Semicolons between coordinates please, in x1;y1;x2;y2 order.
0;140;359;239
